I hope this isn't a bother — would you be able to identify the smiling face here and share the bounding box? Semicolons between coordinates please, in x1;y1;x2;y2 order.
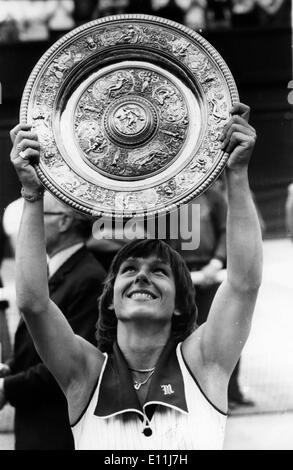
97;239;197;352
113;255;178;325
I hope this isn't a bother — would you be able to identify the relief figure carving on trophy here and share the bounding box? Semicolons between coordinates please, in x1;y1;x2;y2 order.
50;50;73;79
114;104;147;135
207;89;228;123
144;27;171;51
117;25;141;44
157;180;177;198
126;142;169;176
86;36;97;50
171;38;190;58
76;92;104;121
92;71;134;101
153;84;175;105
138;71;154;93
40;75;60;104
108;72;132;98
153;84;187;123
77;121;108;158
85;134;108;155
32;106;51;128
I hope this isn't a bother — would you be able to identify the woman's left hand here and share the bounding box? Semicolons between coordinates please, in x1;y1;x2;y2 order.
220;102;257;173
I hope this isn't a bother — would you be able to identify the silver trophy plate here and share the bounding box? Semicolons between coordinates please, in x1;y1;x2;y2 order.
20;14;238;218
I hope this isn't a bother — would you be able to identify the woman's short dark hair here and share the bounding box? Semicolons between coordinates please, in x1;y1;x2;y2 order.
96;239;197;352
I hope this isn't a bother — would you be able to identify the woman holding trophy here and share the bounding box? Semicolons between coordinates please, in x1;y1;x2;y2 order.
5;99;262;450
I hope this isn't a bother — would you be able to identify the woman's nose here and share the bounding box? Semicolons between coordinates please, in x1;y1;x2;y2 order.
134;271;150;284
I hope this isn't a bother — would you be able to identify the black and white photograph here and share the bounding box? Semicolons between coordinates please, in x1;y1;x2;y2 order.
0;0;292;453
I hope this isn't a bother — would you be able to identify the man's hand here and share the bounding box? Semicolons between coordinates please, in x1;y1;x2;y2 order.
0;379;7;410
0;363;11;378
220;103;256;173
199;258;224;286
10;123;42;192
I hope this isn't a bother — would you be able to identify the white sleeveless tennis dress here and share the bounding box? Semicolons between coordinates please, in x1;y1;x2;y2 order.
72;341;227;450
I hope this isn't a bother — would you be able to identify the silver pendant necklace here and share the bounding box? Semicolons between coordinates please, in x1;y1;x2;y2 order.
129;367;155;391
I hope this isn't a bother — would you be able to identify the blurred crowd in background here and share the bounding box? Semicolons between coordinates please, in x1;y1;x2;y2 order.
0;0;290;43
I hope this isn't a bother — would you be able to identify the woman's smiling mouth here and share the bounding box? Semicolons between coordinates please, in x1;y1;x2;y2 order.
127;290;158;301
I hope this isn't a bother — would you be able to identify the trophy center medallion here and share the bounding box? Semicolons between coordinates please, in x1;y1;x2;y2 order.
113;103;147;136
104;96;158;147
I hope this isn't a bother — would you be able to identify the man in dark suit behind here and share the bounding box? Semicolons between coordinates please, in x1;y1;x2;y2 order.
0;192;106;449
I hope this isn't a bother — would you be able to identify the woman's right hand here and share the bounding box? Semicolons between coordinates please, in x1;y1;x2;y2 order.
10;123;42;192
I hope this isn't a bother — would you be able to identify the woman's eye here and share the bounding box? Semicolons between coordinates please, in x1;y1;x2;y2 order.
154;268;167;275
122;266;136;273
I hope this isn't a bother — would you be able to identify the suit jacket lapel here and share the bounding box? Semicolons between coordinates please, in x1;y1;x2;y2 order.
48;246;86;293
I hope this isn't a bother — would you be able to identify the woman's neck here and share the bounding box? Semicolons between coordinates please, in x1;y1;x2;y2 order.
117;322;171;370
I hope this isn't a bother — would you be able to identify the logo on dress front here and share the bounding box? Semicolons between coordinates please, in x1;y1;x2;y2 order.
161;384;174;395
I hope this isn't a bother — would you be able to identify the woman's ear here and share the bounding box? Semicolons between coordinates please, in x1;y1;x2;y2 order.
108;303;114;311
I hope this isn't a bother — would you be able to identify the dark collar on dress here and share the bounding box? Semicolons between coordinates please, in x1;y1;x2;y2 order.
94;338;188;421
